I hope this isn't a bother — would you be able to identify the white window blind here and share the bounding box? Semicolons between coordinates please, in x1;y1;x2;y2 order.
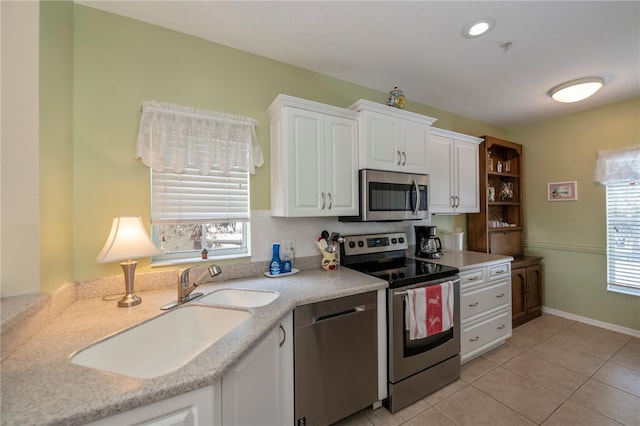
606;182;640;295
152;167;249;224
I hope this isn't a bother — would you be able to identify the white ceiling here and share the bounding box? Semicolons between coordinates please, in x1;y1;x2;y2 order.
77;1;639;128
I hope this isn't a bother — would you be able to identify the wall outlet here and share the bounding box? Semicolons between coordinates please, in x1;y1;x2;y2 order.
281;239;296;256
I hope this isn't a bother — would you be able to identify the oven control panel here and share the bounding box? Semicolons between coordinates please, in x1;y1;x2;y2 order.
342;232;408;256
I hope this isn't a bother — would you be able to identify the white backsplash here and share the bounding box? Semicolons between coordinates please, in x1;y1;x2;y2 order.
249;210;432;261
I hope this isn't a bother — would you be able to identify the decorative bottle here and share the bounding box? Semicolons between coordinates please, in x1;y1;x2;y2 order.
270;243;282;275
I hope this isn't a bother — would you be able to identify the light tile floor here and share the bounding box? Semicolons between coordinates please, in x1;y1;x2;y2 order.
335;314;640;426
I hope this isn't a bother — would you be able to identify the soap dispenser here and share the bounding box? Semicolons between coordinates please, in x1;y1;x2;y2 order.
270;243;282;275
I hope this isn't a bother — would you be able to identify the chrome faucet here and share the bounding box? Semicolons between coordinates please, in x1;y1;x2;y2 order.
161;264;222;310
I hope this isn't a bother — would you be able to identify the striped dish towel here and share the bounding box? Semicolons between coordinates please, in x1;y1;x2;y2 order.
405;281;454;340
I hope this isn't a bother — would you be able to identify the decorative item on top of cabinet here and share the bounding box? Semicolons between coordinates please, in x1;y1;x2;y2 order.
349;99;436;174
427;128;482;214
467;136;524;256
511;256;543;327
267;95;359;217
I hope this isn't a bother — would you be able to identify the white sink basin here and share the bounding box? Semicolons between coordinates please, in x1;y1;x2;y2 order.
71;306;251;379
198;288;279;308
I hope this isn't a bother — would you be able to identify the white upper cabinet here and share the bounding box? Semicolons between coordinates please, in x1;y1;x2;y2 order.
268;95;359;217
350;99;436;174
428;128;482;214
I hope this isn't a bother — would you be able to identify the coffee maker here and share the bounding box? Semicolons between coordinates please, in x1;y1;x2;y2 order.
415;225;442;259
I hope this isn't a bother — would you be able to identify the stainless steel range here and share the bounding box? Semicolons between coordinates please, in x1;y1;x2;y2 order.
340;232;461;413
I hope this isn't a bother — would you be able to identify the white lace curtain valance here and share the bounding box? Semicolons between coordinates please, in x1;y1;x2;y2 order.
135;101;264;175
594;145;640;185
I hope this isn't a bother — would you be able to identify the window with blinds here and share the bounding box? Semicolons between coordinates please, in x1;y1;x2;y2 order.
150;167;249;263
606;182;640;296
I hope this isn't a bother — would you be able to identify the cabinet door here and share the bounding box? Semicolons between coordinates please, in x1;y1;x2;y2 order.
87;385;220;426
222;327;281;426
427;134;455;213
526;264;542;313
455;140;479;213
278;313;294;426
511;267;527;321
325;115;359;216
360;110;400;171
400;119;430;174
287;108;325;216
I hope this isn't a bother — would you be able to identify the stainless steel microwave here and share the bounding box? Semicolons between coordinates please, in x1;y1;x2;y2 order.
339;169;429;222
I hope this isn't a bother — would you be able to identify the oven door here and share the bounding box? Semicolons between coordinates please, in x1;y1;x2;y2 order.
362;169;429;221
388;277;460;383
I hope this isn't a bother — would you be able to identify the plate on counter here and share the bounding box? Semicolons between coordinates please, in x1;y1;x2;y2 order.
264;268;300;278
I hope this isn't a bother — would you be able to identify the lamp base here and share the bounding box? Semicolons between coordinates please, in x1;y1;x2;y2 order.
118;292;142;307
118;260;141;308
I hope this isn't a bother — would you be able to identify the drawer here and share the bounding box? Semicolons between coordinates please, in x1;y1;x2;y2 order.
460;267;486;287
488;262;511;279
461;311;511;356
461;279;510;322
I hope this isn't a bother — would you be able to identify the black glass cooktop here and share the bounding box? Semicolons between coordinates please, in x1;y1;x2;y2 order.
348;257;459;288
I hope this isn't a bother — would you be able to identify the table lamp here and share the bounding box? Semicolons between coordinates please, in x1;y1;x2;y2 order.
96;216;161;307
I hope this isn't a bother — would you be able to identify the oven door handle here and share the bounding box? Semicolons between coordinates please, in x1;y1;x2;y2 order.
393;278;461;296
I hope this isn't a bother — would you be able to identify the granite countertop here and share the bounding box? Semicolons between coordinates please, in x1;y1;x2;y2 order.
407;248;513;271
0;267;387;426
428;250;514;271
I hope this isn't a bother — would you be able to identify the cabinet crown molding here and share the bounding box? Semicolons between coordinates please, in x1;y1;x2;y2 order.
349;99;437;126
431;127;483;145
267;94;359;120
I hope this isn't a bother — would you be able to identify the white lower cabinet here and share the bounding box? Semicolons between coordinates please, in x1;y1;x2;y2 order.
87;384;221;426
222;312;294;426
460;261;512;363
87;314;294;426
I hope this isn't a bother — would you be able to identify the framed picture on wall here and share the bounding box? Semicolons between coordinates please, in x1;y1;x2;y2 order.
547;181;578;201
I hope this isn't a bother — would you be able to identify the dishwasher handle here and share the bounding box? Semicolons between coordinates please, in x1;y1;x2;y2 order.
312;305;365;324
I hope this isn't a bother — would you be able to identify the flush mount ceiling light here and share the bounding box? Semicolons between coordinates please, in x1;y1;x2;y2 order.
549;77;605;103
462;17;496;38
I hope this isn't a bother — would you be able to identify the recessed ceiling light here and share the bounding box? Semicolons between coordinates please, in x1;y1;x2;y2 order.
549;77;605;103
462;17;496;39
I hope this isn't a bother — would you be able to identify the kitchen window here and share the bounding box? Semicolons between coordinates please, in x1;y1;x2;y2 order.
595;145;640;297
135;101;263;264
150;167;249;264
605;182;640;296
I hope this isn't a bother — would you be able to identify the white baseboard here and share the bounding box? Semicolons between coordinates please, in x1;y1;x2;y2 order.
542;306;640;338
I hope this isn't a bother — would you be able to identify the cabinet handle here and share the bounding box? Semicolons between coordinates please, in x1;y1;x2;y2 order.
327;192;332;210
496;293;505;298
467;276;479;281
469;336;480;342
497;324;506;330
455;195;460;208
402;151;407;166
321;192;326;210
397;150;402;166
279;324;286;347
494;269;506;274
451;196;456;208
468;302;479;307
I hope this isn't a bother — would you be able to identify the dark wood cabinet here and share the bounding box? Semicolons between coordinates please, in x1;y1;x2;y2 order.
468;136;543;327
511;256;543;327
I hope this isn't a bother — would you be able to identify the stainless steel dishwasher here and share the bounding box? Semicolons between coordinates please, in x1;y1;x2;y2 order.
294;291;378;426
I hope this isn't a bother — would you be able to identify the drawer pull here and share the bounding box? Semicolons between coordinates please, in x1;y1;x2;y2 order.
468;302;479;307
467;276;479;281
496;293;505;298
469;336;480;342
494;269;506;274
497;324;506;330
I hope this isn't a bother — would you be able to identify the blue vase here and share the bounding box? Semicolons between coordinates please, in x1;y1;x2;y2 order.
270;243;282;275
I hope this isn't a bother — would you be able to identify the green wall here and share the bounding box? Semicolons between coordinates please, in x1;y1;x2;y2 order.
71;5;504;280
508;97;640;330
39;0;74;293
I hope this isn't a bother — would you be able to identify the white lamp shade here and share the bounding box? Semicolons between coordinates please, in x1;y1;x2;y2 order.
97;216;161;263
